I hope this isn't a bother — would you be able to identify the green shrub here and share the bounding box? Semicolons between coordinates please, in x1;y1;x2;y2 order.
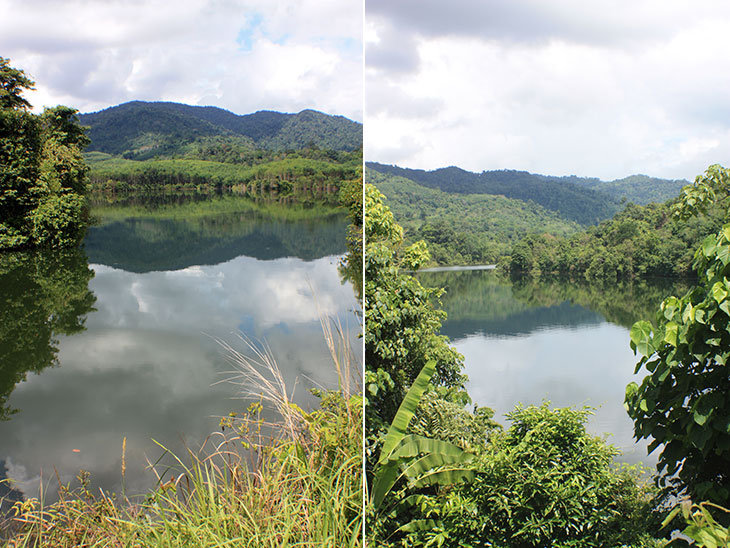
426;404;661;548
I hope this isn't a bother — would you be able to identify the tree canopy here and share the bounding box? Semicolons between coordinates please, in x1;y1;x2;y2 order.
0;58;90;250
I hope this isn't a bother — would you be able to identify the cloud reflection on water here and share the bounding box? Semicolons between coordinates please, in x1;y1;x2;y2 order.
2;253;359;502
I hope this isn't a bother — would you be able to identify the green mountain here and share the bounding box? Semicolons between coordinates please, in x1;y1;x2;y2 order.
367;169;580;265
367;162;687;225
79;101;362;158
570;174;687;205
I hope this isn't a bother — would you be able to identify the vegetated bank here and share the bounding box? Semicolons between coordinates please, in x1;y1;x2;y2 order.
2;58;365;546
80;100;363;201
364;183;664;547
365;165;730;546
4;178;365;548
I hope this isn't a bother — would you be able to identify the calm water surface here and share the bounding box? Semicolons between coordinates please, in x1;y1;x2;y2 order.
0;196;359;503
418;269;690;467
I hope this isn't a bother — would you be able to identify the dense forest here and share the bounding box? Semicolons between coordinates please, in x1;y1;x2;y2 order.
78;101;363;198
368;162;687;225
368;168;580;265
367;161;692;268
79;101;363;159
502;172;727;281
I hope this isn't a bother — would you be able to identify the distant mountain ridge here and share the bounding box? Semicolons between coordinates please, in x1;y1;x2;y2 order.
367;162;687;225
80;101;362;157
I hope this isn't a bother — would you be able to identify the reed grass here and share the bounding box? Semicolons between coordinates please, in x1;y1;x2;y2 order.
2;321;362;548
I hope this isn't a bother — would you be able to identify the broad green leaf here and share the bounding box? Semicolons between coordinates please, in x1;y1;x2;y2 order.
630;321;655;357
717;243;730;266
379;359;436;464
371;460;402;509
711;281;728;304
702;235;718;258
402;449;474;480
410;465;476;489
664;322;678;347
388;434;469;462
694;409;711;426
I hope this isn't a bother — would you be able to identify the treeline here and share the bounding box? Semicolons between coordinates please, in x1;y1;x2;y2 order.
502;197;726;281
87;150;362;196
368;168;579;265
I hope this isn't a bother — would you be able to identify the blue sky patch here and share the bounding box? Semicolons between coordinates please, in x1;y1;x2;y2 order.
236;13;264;52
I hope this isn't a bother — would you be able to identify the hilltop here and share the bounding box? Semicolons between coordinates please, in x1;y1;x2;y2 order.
80;101;362;160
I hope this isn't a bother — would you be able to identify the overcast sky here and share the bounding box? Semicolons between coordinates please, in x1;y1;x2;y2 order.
366;0;730;180
0;0;362;121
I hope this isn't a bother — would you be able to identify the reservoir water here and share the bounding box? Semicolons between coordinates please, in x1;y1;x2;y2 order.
0;194;360;504
418;269;689;467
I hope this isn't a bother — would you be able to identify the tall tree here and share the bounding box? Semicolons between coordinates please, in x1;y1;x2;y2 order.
0;58;89;250
0;56;34;110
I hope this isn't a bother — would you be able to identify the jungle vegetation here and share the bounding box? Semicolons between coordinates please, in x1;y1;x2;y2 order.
364;184;662;547
0;57;90;251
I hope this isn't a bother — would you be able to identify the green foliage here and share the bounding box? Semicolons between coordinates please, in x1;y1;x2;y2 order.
664;502;730;547
625;222;730;506
79;101;362;157
410;392;500;452
425;404;661;548
369;168;580;266
504;199;725;281
87;151;361;195
369;360;481;547
0;56;35;110
674;164;730;222
577;173;688;206
368;161;623;226
0;60;89;251
338;174;364;301
364;185;467;460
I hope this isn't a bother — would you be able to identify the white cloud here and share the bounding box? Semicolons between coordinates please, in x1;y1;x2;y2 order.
366;1;730;179
0;0;363;120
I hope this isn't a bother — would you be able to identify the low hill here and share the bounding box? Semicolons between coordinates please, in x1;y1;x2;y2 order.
368;169;580;265
367;162;688;225
80;101;362;158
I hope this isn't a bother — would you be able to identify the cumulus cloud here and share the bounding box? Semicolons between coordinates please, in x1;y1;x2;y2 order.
0;0;363;120
366;0;730;179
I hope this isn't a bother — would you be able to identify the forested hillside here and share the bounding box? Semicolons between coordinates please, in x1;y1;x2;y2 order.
78;101;362;196
368;169;579;265
503;193;726;281
367;162;687;225
80;101;362;160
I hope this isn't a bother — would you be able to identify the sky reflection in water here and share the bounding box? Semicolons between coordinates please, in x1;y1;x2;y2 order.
1;224;359;502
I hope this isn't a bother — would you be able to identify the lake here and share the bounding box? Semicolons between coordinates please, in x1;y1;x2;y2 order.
418;269;690;467
0;193;360;505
